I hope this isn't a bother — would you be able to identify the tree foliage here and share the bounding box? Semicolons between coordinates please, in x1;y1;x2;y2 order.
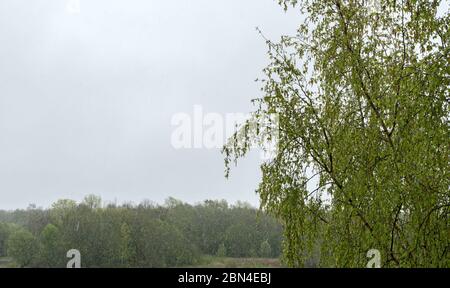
0;198;283;267
260;240;273;258
224;0;449;267
7;229;37;267
39;224;64;267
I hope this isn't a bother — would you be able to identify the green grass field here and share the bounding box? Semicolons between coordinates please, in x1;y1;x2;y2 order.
187;256;283;268
0;256;283;268
0;257;14;268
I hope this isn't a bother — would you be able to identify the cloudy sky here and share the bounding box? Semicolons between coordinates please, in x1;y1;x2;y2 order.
0;0;300;209
2;1;447;210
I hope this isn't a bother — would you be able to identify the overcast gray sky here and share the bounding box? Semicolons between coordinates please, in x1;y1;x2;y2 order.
0;0;300;209
2;1;447;210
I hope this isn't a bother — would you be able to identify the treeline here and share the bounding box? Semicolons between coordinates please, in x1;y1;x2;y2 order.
0;195;282;267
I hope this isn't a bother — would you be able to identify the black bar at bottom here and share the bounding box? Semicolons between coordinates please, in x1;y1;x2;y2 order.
0;268;446;287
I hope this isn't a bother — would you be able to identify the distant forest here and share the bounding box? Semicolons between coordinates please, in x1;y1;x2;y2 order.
0;195;283;267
